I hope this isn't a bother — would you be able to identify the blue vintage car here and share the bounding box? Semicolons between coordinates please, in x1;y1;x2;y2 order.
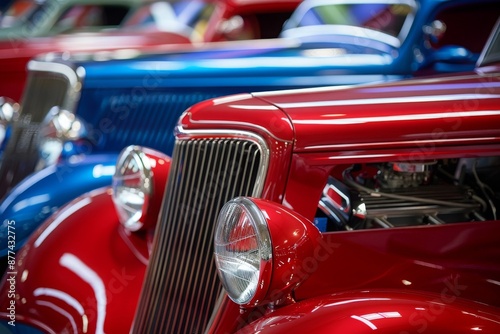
1;0;499;261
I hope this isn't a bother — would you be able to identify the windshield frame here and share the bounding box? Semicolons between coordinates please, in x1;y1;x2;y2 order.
281;0;418;48
477;18;500;67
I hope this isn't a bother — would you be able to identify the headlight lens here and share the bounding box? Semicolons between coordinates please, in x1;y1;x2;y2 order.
112;146;152;231
38;106;86;165
214;197;272;305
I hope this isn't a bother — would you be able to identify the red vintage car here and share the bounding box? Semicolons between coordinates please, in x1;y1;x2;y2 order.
1;16;500;334
0;0;300;102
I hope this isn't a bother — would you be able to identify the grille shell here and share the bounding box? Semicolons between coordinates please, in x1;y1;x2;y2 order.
132;130;269;333
0;61;82;198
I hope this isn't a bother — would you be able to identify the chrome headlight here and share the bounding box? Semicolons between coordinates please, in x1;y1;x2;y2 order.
112;146;153;231
38;106;86;165
214;197;272;306
215;197;322;308
0;97;20;147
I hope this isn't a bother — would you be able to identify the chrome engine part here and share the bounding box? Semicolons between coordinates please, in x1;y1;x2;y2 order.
318;157;499;231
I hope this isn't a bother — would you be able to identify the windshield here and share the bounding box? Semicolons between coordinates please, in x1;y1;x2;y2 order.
122;0;213;33
283;0;416;45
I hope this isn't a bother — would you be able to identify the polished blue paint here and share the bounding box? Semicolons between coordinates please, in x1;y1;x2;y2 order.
0;320;45;334
0;154;116;257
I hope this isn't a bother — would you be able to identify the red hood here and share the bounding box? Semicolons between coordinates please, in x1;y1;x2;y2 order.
252;67;500;152
0;29;192;59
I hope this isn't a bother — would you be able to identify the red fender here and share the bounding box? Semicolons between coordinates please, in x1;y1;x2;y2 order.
237;290;500;334
0;187;148;333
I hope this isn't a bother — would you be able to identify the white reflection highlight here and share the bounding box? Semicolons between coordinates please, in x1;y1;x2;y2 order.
92;164;116;178
362;311;402;320
117;227;148;265
328;154;395;160
212;94;250;105
325;297;390;307
34;287;85;315
0;165;56;212
83;314;89;333
296;109;500;125
21;270;28;282
413;260;443;270
60;253;106;334
226;105;279;110
12;194;50;212
352;311;402;330
34;197;92;248
486;279;500;286
351;315;377;330
302;48;346;57
313;137;498;150
279;94;500;110
36;300;78;333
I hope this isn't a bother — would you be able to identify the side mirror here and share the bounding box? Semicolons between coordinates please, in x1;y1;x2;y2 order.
433;45;475;63
430;45;478;72
421;20;477;73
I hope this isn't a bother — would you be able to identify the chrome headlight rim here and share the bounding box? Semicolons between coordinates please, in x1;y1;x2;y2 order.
38;106;87;165
112;145;153;232
39;106;87;141
0;96;19;124
0;96;20;146
214;197;273;306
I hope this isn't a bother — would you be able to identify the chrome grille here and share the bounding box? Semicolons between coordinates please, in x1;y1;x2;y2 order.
0;61;80;199
132;134;267;333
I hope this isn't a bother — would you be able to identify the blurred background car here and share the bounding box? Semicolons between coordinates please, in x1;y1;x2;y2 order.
0;0;140;39
1;13;499;334
0;0;301;103
0;0;301;164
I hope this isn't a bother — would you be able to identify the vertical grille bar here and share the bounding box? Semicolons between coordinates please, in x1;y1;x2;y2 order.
132;134;267;333
0;61;80;199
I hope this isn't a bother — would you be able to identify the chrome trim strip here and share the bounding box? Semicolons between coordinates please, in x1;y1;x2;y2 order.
27;60;83;89
26;60;84;111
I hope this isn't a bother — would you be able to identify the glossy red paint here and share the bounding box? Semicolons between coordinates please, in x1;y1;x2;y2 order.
253;67;500;152
236;290;500;334
181;68;500;155
179;98;295;202
250;198;322;307
180;59;500;332
290;220;500;306
216;201;500;333
0;188;149;333
180;94;294;143
0;146;169;332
